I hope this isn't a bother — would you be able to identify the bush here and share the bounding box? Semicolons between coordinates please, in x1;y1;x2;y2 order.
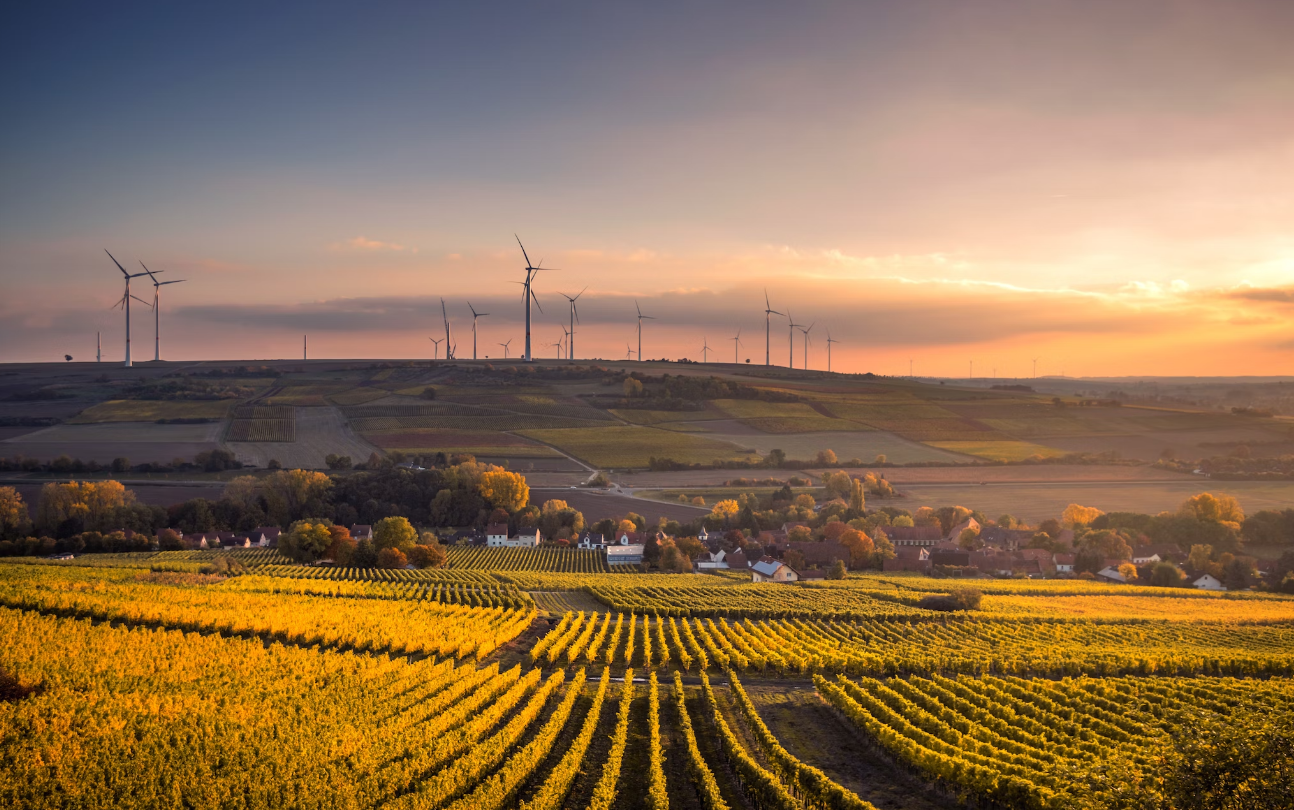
825;560;847;580
376;547;408;569
917;588;982;612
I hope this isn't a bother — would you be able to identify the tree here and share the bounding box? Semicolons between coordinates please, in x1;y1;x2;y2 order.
1223;557;1255;590
1157;711;1294;810
0;487;30;539
156;528;184;551
675;536;706;561
377;546;408;569
871;530;895;566
1074;547;1105;575
36;480;136;534
326;525;355;563
849;478;866;513
281;520;333;563
1062;503;1105;528
839;528;874;569
408;539;447;569
787;526;812;543
1118;562;1139;582
784;549;806;570
958;528;984;552
477;470;529;512
826;559;847;580
823;471;852;500
1081;529;1133;562
814;449;838;467
1180;492;1244;529
353;539;378;567
892;514;914;528
373;516;417;552
873;454;887;464
1188;543;1214;573
765;448;786;467
261;469;333;526
1149;562;1184;587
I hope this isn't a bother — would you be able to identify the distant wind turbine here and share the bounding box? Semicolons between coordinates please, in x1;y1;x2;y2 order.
799;322;815;370
700;338;711;363
515;235;554;362
467;302;488;360
1032;357;1041;378
826;329;840;373
549;336;564;359
441;298;455;360
560;288;585;360
428;337;444;360
105;250;154;368
763;289;783;367
731;328;743;364
498;338;513;359
635;300;654;364
141;262;185;362
786;309;804;369
625;344;635;361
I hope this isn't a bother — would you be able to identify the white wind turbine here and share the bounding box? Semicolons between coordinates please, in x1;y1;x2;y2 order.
105;250;155;368
786;309;804;369
498;338;513;359
440;298;455;360
141;262;186;362
625;344;635;361
700;337;711;363
763;289;783;367
467;302;488;360
515;235;554;362
825;329;840;373
799;321;815;370
548;336;564;359
560;287;585;360
731;328;743;364
635;300;654;364
428;337;444;360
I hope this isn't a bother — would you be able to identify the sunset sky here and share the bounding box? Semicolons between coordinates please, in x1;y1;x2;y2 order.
2;1;1291;376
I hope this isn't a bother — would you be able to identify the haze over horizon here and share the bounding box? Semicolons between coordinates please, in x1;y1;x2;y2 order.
2;1;1291;376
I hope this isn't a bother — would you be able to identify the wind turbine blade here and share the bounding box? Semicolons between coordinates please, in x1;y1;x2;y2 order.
515;234;533;269
139;261;159;283
105;250;129;276
159;279;187;285
635;300;642;317
572;303;580;323
531;289;543;313
131;294;153;308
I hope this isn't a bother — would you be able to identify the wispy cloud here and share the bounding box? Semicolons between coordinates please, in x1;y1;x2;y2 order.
328;236;415;253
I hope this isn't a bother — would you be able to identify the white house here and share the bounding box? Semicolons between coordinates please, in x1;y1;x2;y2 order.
1132;551;1162;565
607;544;644;565
1053;553;1076;574
350;524;373;542
694;548;728;570
1193;574;1227;591
577;532;606;550
751;557;799;583
486;523;510;546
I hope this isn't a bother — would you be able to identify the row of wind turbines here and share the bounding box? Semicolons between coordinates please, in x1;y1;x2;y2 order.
432;237;844;372
103;250;186;367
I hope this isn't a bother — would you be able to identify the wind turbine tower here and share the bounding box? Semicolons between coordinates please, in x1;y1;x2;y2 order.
97;332;101;363
467;302;488;360
763;290;783;366
786;310;804;369
105;250;155;368
498;339;512;359
429;337;444;360
560;288;585;360
701;338;711;363
440;298;455;359
141;262;186;362
635;300;654;365
514;235;552;362
826;330;840;373
731;328;743;364
800;322;814;370
304;335;308;360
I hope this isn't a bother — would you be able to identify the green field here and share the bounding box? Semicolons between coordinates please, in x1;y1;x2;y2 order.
69;399;235;423
738;415;870;433
519;425;759;467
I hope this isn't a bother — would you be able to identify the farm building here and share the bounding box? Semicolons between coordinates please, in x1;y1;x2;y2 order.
1193;574;1226;591
1053;553;1076;573
1096;566;1128;584
249;527;281;547
577;532;606;549
751;557;799;583
885;525;943;547
485;523;510;546
350;525;373;542
694;548;728;571
883;547;930;574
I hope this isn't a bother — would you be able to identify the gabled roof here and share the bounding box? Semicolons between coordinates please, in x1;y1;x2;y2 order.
751;558;786;577
486;523;509;536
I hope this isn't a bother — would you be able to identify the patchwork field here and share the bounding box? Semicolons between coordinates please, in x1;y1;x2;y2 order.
519;425;760;467
226;406;379;468
0;421;223;464
68;399;235;423
692;428;972;464
926;439;1067;461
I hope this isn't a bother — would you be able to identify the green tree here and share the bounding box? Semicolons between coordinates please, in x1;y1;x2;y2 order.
281;520;333;563
825;559;847;580
1149;562;1184;587
373;516;418;552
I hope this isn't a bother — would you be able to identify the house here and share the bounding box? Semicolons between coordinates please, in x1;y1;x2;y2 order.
220;532;252;549
485;523;510;546
697;527;726;544
694;548;728;570
946;518;982;543
786;541;850;569
885;525;944;547
509;528;542;548
577;532;606;550
50;552;75;561
607;544;644;565
1017;559;1045;578
1096;566;1128;583
978;526;1033;551
1193;574;1227;591
185;532;220;549
350;524;374;542
1054;553;1076;574
726;549;751;570
883;547;931;574
1133;544;1184;564
751;557;799;583
249;527;281;547
929;549;971;568
449;529;485;545
1131;549;1161;565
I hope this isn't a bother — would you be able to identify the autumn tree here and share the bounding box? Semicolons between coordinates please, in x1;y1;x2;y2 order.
849;478;866;513
710;499;739;520
784;549;807;570
824;471;852;500
1180;492;1244;529
280;520;333;563
537;499;585;541
377;546;408;569
374;516;418;552
259;469;332;526
1118;562;1139;582
408;533;447;569
839;528;874;569
326;525;356;563
1062;503;1105;528
815;449;838;467
958;527;984;551
0;487;30;539
787;525;812;543
826;559;847;580
477;470;530;512
1150;562;1185;587
36;480;137;534
156;528;184;551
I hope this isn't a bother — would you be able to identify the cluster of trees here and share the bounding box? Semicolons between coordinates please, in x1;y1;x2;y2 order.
0;449;242;475
278;516;447;569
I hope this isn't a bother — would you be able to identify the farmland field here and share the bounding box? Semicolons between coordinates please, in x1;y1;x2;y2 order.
68;399;235;423
925;439;1067;461
690;428;972;463
519;425;760;467
0;422;223;464
226;406;379;468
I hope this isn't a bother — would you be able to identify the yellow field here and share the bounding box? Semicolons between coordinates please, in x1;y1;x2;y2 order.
518;425;758;467
985;594;1294;622
711;399;825;419
926;439;1066;461
69;399;235;423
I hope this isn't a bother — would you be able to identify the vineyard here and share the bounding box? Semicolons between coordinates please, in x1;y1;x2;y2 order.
1;558;1292;808
228;403;297;442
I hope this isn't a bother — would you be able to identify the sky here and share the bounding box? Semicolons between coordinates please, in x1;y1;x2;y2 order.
1;0;1292;376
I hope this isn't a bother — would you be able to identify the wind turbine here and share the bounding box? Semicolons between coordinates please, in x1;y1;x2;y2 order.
635;300;654;364
105;250;155;368
560;287;585;360
786;309;804;369
730;328;743;364
549;336;564;359
763;289;783;366
561;325;572;360
467;302;488;360
825;329;840;373
700;338;711;363
440;298;455;360
498;338;513;359
140;262;185;362
625;344;634;361
515;235;553;362
799;322;815;370
1032;357;1041;378
428;337;444;360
